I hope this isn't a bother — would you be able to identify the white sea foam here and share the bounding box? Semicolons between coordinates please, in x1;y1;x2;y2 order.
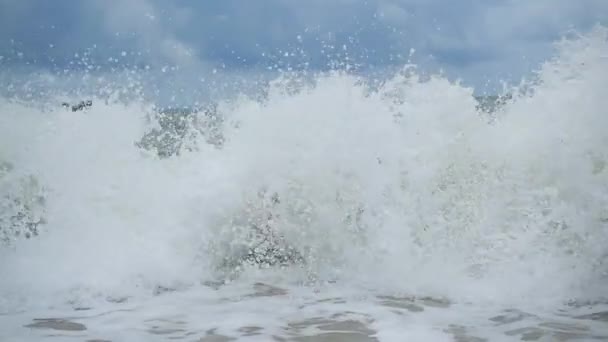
0;26;607;342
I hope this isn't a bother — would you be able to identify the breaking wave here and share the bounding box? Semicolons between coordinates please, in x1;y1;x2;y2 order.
1;26;607;312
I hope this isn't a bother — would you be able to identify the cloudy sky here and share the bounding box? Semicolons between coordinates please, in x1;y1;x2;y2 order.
0;0;606;100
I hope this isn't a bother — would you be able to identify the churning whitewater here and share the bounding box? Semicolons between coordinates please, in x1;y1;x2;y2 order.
1;27;608;341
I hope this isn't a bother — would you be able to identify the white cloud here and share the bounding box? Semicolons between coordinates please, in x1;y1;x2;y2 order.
91;0;200;67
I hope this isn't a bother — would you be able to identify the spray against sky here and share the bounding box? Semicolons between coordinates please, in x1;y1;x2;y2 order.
0;0;607;103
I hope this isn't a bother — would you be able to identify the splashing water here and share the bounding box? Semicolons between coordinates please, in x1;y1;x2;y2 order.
1;26;608;341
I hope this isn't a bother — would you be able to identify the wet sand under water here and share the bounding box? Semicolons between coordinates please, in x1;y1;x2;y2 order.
2;283;608;342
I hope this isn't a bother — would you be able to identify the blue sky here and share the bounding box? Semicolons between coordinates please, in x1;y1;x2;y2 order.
1;0;607;99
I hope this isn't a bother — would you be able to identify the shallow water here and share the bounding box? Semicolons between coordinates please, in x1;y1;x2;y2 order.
2;282;608;342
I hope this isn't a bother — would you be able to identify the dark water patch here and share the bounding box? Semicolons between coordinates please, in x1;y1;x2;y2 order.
291;332;378;342
317;320;374;335
376;295;424;312
575;311;608;322
148;327;187;335
566;299;608;308
329;312;373;320
167;330;200;340
136;104;223;158
418;296;451;308
74;307;92;311
145;317;188;336
144;317;188;325
287;317;336;332
63;308;136;320
505;325;606;341
202;280;225;290
505;327;545;341
376;294;450;312
285;314;376;341
551;331;608;341
153;285;178;296
316;297;347;304
25;318;86;331
200;328;237;341
214;282;287;301
489;309;538;325
105;296;129;304
198;336;236;342
249;282;288;297
539;321;590;332
390;309;405;316
41;333;88;338
445;324;487;342
238;326;263;336
298;297;347;309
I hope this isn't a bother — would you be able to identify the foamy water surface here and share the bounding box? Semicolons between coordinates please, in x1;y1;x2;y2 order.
1;27;608;341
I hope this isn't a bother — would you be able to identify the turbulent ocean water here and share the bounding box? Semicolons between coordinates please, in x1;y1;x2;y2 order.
1;28;608;341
